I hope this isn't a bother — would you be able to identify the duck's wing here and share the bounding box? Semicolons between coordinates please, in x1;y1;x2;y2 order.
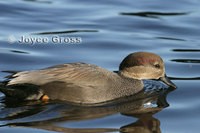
6;63;117;86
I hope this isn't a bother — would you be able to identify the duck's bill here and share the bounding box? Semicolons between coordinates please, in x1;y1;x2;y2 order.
159;74;177;89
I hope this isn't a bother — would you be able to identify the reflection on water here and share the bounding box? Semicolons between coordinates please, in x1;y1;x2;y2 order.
0;49;29;54
170;77;200;80
120;116;161;133
34;30;99;35
0;87;174;133
120;12;188;19
171;59;200;63
23;0;52;4
172;49;200;52
156;37;186;41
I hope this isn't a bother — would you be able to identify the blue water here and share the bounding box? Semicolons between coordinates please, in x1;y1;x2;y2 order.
0;0;200;133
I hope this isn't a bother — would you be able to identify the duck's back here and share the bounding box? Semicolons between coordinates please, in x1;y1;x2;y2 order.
7;63;115;85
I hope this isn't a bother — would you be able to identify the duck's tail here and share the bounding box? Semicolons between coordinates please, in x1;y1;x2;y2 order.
0;81;8;93
0;82;21;98
0;71;43;100
0;71;22;98
0;82;42;100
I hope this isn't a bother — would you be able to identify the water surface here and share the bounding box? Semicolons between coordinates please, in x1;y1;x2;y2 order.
0;0;200;133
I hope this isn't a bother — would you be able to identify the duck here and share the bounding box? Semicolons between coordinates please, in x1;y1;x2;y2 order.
0;52;176;104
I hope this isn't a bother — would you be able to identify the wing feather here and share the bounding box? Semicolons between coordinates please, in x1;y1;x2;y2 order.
6;63;116;86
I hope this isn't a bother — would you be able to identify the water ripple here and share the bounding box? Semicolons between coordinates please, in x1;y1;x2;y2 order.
120;11;189;19
34;30;98;35
0;49;29;55
171;59;200;63
172;49;200;52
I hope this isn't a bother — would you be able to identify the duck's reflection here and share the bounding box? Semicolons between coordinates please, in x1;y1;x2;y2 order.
120;116;161;133
0;87;175;133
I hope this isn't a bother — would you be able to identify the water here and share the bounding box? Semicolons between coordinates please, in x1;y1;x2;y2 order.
0;0;200;132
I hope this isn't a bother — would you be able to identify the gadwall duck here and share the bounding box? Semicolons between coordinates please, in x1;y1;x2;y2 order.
0;52;176;104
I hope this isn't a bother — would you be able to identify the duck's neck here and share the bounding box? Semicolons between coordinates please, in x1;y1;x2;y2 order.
117;71;143;87
118;70;141;80
115;71;144;96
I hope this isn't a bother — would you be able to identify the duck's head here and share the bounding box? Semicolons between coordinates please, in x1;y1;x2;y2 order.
119;52;176;88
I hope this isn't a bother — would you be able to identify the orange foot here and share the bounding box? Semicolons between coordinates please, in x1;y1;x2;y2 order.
41;94;49;101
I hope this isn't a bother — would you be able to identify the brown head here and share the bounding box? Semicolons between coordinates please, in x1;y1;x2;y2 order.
119;52;176;88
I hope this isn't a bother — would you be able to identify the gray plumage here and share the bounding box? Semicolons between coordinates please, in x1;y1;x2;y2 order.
1;63;143;103
0;52;176;104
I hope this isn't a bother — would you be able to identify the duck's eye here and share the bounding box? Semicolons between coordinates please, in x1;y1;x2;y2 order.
154;64;160;68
